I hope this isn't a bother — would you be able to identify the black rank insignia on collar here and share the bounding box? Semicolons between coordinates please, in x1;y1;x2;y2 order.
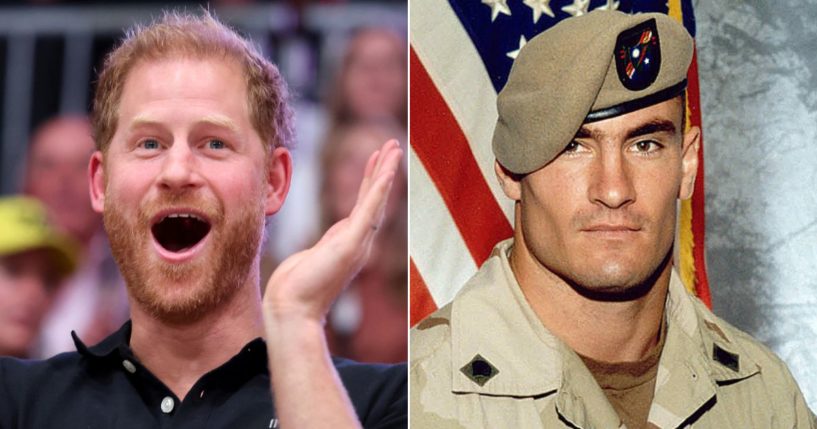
460;354;499;387
713;344;740;372
615;18;661;91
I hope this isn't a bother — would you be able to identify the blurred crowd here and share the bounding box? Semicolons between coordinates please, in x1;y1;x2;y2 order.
319;27;407;363
271;25;408;363
1;117;127;359
0;10;407;364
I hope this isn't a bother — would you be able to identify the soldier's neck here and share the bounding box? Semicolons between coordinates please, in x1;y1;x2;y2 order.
510;240;670;364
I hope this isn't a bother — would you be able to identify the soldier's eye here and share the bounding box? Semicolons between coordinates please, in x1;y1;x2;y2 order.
561;140;590;156
564;141;580;152
631;140;661;153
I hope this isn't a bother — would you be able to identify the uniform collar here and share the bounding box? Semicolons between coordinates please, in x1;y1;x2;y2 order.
449;239;623;428
647;271;761;428
449;239;761;428
663;272;760;383
450;239;564;397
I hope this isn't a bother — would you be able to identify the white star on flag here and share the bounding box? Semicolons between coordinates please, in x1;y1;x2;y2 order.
523;0;555;23
561;0;590;16
506;35;527;59
596;0;620;11
481;0;512;21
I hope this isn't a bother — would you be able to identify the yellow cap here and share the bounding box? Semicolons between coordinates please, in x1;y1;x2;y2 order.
0;196;79;277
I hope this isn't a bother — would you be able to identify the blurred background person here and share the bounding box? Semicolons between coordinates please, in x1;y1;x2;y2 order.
315;27;407;363
0;196;77;358
23;117;96;251
270;23;408;262
326;26;408;130
244;21;410;363
22;115;127;358
319;120;407;363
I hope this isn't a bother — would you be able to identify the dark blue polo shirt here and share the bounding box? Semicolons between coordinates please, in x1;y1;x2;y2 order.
0;322;406;428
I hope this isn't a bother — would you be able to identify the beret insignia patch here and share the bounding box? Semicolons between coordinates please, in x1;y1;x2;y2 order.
615;18;661;91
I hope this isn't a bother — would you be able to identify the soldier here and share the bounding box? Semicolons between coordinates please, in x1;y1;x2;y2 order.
411;10;814;428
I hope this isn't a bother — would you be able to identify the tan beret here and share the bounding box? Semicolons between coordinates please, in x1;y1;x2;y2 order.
492;10;694;174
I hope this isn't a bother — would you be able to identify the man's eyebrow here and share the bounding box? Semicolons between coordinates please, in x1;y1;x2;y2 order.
575;126;594;139
574;119;678;141
128;115;240;133
196;115;240;133
625;119;677;140
129;115;163;130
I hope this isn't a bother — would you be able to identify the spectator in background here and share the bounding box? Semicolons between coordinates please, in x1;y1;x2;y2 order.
22;115;127;358
265;24;408;363
326;26;407;130
267;24;407;267
312;27;407;364
0;197;77;358
320;120;407;363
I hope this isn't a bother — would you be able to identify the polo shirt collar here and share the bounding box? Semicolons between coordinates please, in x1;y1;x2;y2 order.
72;320;270;377
73;320;132;361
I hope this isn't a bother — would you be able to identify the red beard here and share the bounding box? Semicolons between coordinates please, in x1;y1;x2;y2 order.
104;189;265;324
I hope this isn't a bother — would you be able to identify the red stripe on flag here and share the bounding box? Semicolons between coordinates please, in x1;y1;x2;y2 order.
410;258;438;326
410;48;513;265
686;47;711;307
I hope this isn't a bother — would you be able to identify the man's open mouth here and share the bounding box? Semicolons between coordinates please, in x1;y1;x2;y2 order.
151;212;211;253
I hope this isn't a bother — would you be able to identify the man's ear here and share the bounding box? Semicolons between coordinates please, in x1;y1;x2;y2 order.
679;126;701;200
265;147;293;216
88;151;106;213
494;160;522;201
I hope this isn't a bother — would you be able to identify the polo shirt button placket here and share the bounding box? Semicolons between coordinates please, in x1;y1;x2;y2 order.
161;396;175;414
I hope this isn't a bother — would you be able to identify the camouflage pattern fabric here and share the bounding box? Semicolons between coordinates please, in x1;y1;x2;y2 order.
410;239;815;428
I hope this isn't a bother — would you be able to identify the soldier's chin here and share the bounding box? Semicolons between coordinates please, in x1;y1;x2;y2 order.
568;280;653;302
563;256;670;302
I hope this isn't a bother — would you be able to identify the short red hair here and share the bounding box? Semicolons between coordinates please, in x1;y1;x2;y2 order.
92;10;293;154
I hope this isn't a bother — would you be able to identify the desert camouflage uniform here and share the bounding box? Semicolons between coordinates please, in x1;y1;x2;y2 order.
411;239;815;428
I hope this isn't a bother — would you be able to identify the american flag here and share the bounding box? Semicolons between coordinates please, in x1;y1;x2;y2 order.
410;0;710;326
